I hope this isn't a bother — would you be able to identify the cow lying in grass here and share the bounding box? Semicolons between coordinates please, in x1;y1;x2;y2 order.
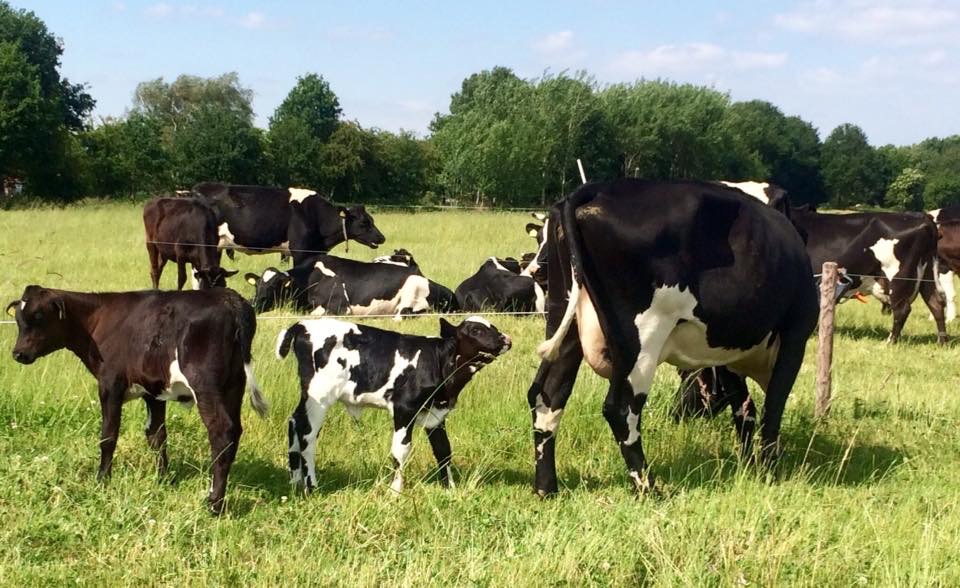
6;286;268;515
276;316;511;493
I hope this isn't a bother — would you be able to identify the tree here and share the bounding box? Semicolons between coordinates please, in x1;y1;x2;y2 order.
885;167;926;211
821;124;884;207
0;1;94;198
133;72;253;133
81;113;172;195
170;103;266;187
266;74;343;188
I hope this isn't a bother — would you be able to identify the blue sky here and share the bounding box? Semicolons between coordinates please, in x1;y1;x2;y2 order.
23;0;960;146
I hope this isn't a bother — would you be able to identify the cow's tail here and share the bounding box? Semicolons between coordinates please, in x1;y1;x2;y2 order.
237;303;269;418
536;187;596;361
276;322;305;359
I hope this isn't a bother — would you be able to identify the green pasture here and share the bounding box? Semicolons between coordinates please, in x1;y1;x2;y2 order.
1;202;960;585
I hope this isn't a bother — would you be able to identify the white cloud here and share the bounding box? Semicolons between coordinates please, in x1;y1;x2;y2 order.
145;2;174;17
532;30;574;55
238;11;266;29
608;43;786;77
774;0;959;45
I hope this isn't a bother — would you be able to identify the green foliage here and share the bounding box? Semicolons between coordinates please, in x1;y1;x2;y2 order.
133;72;253;134
169;103;266;186
821;124;885;207
884;167;926;211
270;73;341;142
80;113;172;196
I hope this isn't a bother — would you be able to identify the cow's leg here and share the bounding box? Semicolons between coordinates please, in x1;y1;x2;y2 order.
527;330;583;497
97;379;125;482
940;270;957;322
425;422;454;488
389;411;416;494
603;371;655;494
888;288;914;344
143;396;169;477
719;371;756;456
287;392;334;492
147;244;163;289
176;262;188;290
757;330;808;465
919;272;948;344
197;394;242;515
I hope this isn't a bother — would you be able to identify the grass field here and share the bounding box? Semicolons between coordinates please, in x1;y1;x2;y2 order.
2;201;960;585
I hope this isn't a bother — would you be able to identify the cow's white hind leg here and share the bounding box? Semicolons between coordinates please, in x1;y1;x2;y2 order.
288;390;335;492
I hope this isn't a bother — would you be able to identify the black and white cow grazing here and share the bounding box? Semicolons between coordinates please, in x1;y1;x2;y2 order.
6;286;268;515
529;179;818;496
191;182;386;266
277;316;511;492
791;207;947;343
245;254;440;318
454;257;546;313
143;197;237;290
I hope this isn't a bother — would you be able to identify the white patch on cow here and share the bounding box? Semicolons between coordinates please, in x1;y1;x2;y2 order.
869;238;901;281
218;223;237;249
390;427;412;494
190;269;200;290
522;218;548;277
348;275;430;320
533;283;545;313
465;315;492;328
627;285;700;396
144;401;153;431
161;351;198;404
262;269;280;283
309;306;329;316
314;261;336;277
721;180;770;204
375;259;408;267
533;394;564;459
488;257;515;273
623;407;641;446
538;263;580;362
416;406;449;429
342;284;350;304
288;187;317;203
941;271;957;322
19;300;26;310
929;209;942;224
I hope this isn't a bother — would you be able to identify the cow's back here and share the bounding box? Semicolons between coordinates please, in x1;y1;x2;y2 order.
191;183;292;249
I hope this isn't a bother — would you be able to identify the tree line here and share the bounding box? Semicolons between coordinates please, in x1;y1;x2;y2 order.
2;2;959;210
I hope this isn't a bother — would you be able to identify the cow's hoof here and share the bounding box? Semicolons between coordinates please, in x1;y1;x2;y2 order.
629;470;656;496
207;500;225;517
535;487;558;499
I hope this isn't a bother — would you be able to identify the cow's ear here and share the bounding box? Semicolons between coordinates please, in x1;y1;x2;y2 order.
222;269;239;278
244;273;259;286
5;300;18;317
525;223;542;238
531;212;547;222
439;318;457;339
337;206;347;218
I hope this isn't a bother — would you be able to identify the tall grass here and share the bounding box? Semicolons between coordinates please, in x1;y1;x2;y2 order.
1;202;959;584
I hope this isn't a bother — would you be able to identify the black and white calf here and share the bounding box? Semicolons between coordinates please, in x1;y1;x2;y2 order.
191;182;385;266
276;316;511;492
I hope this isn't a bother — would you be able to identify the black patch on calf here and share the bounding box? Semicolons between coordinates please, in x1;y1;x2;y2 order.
313;335;338;370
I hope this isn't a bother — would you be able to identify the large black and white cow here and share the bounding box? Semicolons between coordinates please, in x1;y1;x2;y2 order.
191;182;386;266
791;207;947;343
454;257;546;313
277;316;511;492
528;179;818;496
6;286;268;515
143;197;237;290
245;254;453;318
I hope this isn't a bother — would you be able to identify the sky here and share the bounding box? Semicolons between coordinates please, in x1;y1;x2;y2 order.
22;0;960;146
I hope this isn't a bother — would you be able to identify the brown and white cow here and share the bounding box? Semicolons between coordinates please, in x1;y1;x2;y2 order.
6;286;268;515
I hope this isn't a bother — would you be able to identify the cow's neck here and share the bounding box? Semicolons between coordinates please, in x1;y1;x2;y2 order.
436;339;486;405
58;290;105;374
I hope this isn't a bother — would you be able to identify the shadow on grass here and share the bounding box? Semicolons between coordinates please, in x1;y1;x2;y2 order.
834;323;951;346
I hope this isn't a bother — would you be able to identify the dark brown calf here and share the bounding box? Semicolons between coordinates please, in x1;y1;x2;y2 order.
143;197;235;290
6;286;268;515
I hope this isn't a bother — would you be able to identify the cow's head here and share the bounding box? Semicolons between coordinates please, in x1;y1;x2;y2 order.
521;213;550;288
373;248;420;272
193;267;238;289
244;268;293;312
339;205;386;249
7;286;70;365
440;316;511;364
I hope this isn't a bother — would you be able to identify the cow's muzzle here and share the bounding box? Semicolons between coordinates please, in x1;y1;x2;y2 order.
12;350;34;365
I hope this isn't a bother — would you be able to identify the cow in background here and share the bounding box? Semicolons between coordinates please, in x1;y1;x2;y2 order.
192;183;385;266
143;197;237;290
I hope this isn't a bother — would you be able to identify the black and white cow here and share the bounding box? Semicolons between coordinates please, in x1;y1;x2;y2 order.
454;257;546;313
929;207;960;322
717;181;791;217
372;249;458;311
191;182;386;266
6;286;268;514
245;254;442;318
791;207;947;343
528;179;818;496
277;316;511;492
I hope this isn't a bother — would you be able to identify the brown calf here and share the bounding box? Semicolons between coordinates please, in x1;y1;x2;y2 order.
6;286;268;515
143;197;235;290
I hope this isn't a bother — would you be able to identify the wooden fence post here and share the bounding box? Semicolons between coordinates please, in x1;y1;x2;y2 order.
816;262;838;419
